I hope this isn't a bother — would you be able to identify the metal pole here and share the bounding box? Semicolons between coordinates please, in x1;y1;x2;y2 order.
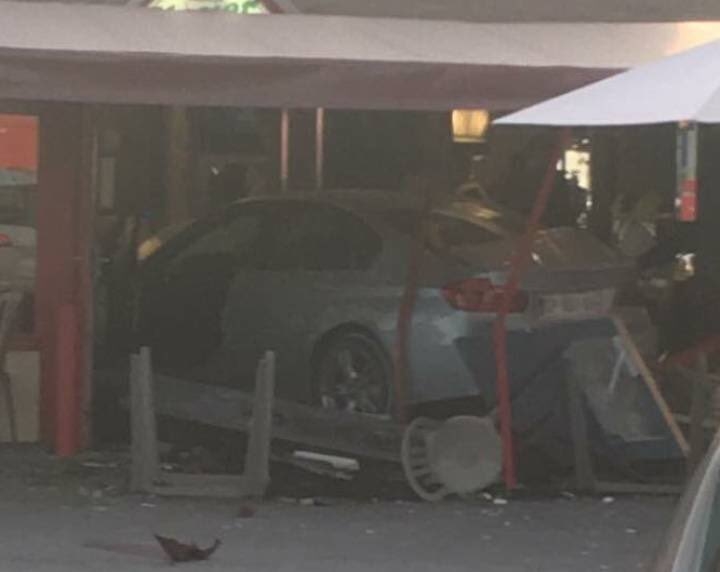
315;108;325;192
280;109;290;193
492;128;571;491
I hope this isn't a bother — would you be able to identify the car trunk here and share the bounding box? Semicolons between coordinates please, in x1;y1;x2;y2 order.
453;227;633;292
438;227;633;322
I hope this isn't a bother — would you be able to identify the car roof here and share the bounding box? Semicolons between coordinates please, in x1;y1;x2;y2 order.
238;189;525;233
242;189;422;210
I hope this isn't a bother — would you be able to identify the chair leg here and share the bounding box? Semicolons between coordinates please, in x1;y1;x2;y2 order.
0;371;17;443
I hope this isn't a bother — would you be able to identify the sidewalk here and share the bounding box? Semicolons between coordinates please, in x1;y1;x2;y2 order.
0;447;675;571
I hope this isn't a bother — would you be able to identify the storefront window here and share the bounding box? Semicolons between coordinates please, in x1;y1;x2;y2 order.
0;114;38;338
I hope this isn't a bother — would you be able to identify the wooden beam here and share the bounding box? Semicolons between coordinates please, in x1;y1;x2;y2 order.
152;374;403;462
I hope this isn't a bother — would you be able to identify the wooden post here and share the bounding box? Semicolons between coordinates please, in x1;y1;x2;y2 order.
243;351;276;498
566;373;595;492
280;109;290;193
315;108;325;192
165;106;191;223
130;347;158;492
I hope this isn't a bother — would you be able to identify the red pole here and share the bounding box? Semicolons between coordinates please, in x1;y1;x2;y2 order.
492;128;571;490
55;303;80;457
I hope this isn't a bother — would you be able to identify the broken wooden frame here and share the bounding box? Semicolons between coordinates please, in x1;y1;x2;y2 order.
567;317;688;495
130;347;275;498
130;345;405;498
151;373;404;463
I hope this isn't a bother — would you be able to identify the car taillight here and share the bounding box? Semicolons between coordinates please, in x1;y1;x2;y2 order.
442;278;529;313
0;234;13;248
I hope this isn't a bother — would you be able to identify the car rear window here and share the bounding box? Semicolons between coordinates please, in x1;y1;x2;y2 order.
380;209;504;251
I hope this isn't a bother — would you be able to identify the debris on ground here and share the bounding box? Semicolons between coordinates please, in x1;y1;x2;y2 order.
154;534;221;563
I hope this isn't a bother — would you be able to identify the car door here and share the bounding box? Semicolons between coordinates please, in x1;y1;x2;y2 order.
252;201;384;402
137;204;267;380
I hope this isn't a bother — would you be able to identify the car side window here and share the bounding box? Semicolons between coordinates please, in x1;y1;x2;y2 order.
166;211;263;275
264;204;382;271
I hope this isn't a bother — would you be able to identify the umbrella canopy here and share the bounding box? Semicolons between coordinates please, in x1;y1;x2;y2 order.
1;2;720;109
495;38;720;126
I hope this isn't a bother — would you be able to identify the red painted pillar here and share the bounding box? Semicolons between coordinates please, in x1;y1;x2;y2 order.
37;104;93;452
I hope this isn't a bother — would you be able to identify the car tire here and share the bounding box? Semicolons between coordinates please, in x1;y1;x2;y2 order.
313;332;393;416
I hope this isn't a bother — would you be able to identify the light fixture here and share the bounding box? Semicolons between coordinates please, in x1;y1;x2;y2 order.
452;109;490;143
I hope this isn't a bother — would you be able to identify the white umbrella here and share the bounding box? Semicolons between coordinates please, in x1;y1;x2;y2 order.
496;38;720;126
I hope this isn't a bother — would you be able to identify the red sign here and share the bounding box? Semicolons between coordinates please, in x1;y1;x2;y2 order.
0;114;38;171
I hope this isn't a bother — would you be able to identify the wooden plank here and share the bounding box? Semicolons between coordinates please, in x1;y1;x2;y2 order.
242;351;275;498
613;317;690;457
152;374;403;462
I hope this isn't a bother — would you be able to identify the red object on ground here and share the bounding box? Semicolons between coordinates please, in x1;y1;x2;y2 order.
55;303;80;457
492;130;571;491
0;114;38;171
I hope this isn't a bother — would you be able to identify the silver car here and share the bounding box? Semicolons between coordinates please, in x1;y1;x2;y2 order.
136;190;631;415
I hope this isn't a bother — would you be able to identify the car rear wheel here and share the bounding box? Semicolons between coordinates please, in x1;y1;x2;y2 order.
314;332;392;416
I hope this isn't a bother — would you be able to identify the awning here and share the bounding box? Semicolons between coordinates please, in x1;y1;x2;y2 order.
2;2;720;110
496;38;720;126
